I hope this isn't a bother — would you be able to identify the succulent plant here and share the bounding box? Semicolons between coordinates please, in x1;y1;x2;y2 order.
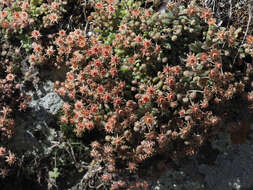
53;0;253;189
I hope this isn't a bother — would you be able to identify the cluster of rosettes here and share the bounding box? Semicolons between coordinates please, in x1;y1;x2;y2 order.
0;26;29;178
0;0;31;32
0;0;66;37
0;43;28;137
243;35;253;57
0;59;28;178
0;106;17;177
29;27;87;68
0;67;27;137
0;145;16;178
52;1;253;189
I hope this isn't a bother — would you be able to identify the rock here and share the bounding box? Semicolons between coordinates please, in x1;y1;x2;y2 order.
151;135;253;190
199;143;253;190
10;80;63;153
151;166;205;190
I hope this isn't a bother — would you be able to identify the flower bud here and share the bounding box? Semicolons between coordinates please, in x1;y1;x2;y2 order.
171;35;177;41
182;97;189;104
189;92;197;100
162;57;168;63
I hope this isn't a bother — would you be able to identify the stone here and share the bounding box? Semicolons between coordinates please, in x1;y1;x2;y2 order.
10;80;63;153
199;143;253;190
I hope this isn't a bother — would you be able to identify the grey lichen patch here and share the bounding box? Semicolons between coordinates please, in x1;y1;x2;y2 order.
28;80;63;112
39;92;63;115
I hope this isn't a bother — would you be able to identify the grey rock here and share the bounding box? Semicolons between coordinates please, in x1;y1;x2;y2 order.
10;80;63;153
151;161;205;190
151;170;205;190
199;143;253;190
151;142;253;190
150;129;253;190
